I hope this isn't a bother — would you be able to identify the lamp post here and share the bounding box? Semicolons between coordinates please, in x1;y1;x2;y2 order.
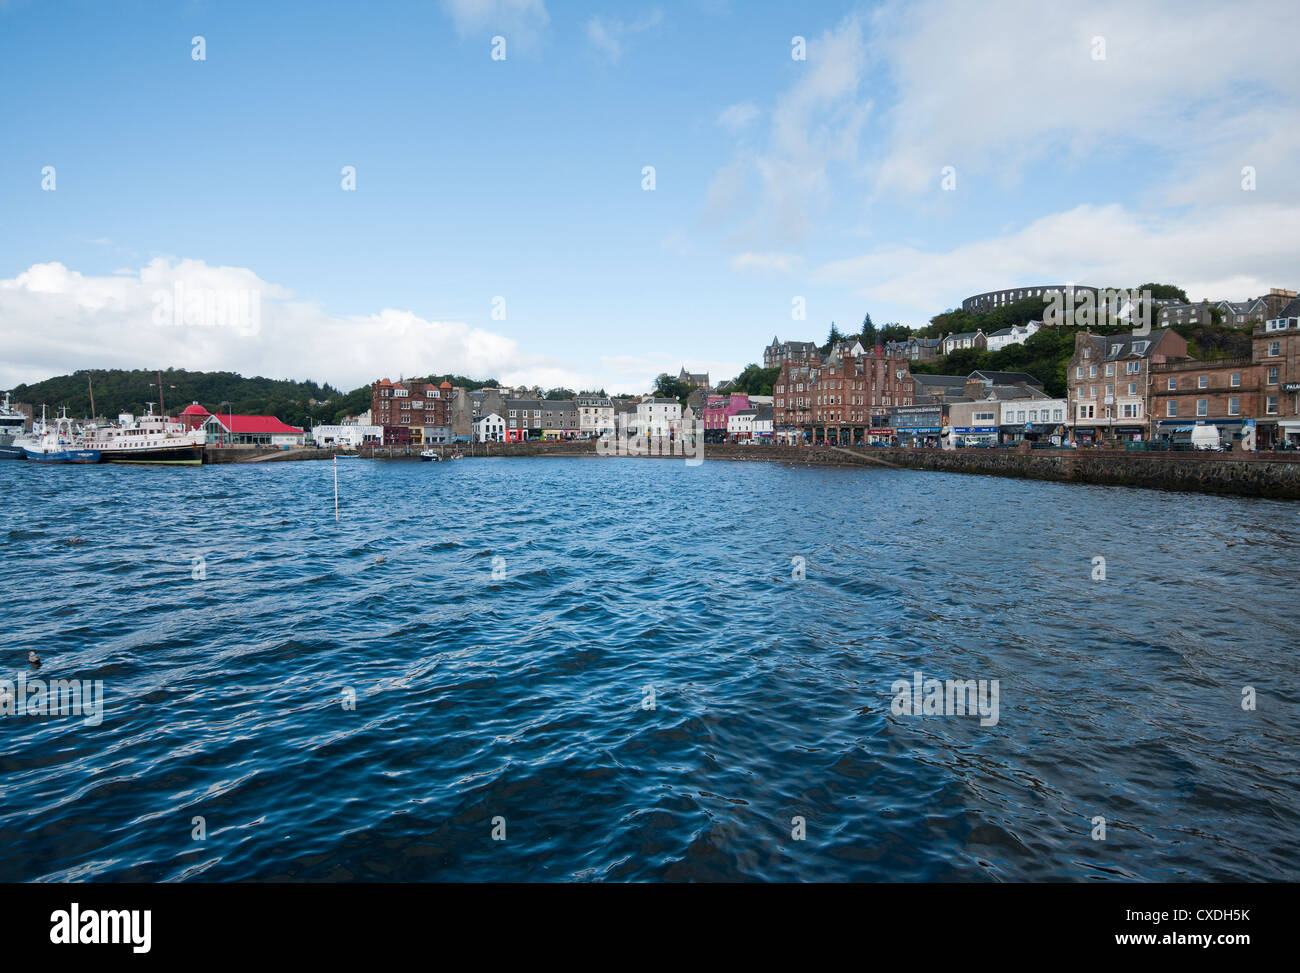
218;401;233;447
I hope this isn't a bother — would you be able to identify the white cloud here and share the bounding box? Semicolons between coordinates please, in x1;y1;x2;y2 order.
441;0;550;51
0;259;604;393
730;252;802;275
813;202;1300;323
867;0;1300;197
585;9;663;63
706;15;871;244
716;102;758;131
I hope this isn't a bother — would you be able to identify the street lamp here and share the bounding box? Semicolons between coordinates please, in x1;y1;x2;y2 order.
218;401;233;447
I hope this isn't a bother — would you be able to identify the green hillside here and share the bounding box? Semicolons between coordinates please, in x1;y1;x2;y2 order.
8;368;500;427
9;369;346;428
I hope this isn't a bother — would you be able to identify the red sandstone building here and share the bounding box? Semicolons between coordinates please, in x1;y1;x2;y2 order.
773;342;915;444
1147;300;1300;448
371;378;454;445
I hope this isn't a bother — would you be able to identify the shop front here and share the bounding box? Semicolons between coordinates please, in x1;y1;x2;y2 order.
1155;418;1248;448
890;406;943;447
950;425;998;447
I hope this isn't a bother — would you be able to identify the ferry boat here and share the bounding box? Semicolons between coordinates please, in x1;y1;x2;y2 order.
20;408;102;464
0;392;26;460
86;404;206;465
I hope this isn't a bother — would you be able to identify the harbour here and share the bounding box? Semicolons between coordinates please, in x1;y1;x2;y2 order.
1;457;1296;882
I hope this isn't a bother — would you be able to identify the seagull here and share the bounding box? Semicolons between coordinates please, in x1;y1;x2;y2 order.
28;651;40;668
375;556;386;564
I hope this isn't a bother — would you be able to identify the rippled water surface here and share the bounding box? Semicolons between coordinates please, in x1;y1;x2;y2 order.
1;456;1297;882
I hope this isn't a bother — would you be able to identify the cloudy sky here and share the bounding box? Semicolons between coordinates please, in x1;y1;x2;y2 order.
2;0;1297;394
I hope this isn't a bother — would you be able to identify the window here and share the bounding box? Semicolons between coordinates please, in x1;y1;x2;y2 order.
1197;399;1208;417
1267;395;1279;415
1167;401;1177;417
1053;409;1063;421
1106;385;1113;397
1267;367;1279;385
1128;383;1137;396
1028;410;1038;422
1198;375;1208;389
1269;341;1281;356
1228;397;1240;416
1105;363;1114;376
1127;361;1139;374
1089;365;1097;378
1231;373;1241;387
1076;366;1083;379
1167;377;1177;391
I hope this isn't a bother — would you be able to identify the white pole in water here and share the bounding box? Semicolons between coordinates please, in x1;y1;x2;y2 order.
333;454;339;522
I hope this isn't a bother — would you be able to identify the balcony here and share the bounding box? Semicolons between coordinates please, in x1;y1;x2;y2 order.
1151;357;1252;372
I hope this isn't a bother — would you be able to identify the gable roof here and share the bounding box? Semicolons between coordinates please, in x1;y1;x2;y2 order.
969;370;1045;387
206;414;304;435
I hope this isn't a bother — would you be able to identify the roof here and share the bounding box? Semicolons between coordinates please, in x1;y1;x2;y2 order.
912;374;968;388
1087;328;1177;360
179;403;210;416
969;370;1045;387
206;414;305;435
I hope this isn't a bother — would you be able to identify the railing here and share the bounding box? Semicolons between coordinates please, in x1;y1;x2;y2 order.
1151;357;1252;372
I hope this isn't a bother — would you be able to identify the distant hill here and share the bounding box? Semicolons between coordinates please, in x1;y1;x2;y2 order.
8;368;499;428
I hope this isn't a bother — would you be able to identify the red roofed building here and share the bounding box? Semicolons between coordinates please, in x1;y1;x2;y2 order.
202;412;306;447
178;402;211;430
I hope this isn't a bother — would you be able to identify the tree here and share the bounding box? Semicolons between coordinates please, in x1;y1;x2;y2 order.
879;323;912;344
544;387;576;400
822;322;844;354
732;364;780;396
1136;282;1188;303
861;313;876;346
653;373;692;405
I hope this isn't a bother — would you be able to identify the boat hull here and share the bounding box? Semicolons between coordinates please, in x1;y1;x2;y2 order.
102;443;203;465
0;444;25;460
23;448;102;464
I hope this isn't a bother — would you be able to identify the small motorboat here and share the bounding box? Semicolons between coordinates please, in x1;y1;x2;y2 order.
419;449;441;462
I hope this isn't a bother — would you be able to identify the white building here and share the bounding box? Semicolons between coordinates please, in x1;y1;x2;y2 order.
474;412;505;443
576;394;615;437
753;407;773;439
311;424;382;448
637;397;682;437
728;409;757;440
999;398;1068;442
985;320;1042;353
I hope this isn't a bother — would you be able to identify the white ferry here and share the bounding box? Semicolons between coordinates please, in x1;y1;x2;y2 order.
86;404;206;465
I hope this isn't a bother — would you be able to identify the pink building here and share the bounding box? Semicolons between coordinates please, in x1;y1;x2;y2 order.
703;393;750;441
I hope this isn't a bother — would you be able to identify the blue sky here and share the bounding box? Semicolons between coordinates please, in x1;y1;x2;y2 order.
2;0;1298;393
